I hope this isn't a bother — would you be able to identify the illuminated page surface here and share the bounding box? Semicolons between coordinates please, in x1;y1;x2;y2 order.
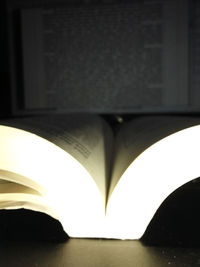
0;125;106;238
106;121;200;239
1;114;113;205
1;115;200;239
109;116;200;197
0;179;57;219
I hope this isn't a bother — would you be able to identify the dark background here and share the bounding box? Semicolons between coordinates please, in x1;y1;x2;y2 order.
2;0;200;116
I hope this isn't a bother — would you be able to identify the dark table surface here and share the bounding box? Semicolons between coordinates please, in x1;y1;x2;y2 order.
1;239;200;267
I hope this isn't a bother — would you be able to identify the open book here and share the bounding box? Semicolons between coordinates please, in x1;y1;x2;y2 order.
0;114;200;240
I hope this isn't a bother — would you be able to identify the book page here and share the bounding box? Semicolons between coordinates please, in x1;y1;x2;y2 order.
0;179;57;219
1;114;113;201
0;114;113;237
109;116;200;197
0;179;41;195
0;169;46;195
106;116;200;239
19;0;188;114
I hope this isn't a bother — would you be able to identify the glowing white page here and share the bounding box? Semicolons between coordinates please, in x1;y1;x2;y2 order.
0;126;105;238
106;125;200;239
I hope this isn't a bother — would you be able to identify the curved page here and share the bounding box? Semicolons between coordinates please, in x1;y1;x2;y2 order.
107;117;200;239
0;122;107;238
